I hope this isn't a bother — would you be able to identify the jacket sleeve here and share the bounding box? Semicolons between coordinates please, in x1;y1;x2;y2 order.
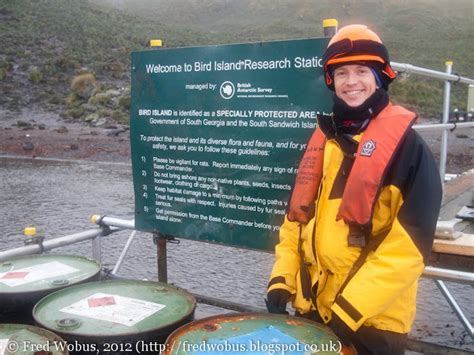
268;216;302;294
331;130;443;331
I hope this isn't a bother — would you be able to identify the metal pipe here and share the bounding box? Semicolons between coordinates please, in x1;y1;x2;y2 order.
413;122;474;132
0;229;103;262
392;61;474;85
435;280;474;338
92;235;102;264
439;61;452;182
424;266;474;285
112;230;137;274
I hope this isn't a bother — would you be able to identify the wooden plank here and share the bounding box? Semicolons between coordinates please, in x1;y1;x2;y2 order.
433;233;474;257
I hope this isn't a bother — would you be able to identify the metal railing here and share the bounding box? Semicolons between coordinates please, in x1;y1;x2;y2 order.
1;215;472;341
391;61;474;182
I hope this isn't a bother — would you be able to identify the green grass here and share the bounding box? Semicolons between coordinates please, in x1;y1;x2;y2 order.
0;0;473;118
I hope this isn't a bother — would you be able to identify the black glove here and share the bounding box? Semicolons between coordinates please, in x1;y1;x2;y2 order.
265;289;291;314
329;313;353;346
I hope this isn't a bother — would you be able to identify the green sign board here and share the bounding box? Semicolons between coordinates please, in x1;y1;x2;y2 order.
131;38;331;250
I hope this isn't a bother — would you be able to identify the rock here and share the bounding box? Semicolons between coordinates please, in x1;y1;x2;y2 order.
16;120;32;127
21;126;35;131
89;130;100;136
22;142;34;151
37;123;46;130
106;128;126;137
70;143;79;150
91;117;107;127
105;124;118;129
55;126;68;134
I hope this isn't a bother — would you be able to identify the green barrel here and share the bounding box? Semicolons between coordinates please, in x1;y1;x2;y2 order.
164;313;348;355
0;323;69;355
0;255;101;324
33;280;196;354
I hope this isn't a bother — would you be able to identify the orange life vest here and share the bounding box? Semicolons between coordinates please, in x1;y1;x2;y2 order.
288;104;417;228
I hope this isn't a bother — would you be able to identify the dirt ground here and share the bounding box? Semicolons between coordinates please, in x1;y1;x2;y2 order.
0;108;130;163
0;108;472;174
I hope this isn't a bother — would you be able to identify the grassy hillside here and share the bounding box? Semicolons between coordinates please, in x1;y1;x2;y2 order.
1;0;473;120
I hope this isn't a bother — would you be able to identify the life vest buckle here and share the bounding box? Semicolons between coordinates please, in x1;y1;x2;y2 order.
348;224;369;248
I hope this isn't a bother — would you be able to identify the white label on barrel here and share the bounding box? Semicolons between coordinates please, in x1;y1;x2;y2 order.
60;292;166;327
0;339;9;355
0;261;79;287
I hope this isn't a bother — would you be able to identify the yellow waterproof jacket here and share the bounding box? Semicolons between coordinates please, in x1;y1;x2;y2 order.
269;127;442;334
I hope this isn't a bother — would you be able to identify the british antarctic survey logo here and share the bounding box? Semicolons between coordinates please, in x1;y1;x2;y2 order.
360;139;376;157
220;81;235;99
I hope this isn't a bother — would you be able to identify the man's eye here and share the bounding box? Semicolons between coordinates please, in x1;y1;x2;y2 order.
335;71;346;77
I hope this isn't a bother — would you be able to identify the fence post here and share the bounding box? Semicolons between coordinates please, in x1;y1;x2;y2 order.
156;233;168;283
440;61;453;182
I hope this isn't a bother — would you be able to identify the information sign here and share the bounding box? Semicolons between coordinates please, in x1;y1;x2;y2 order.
131;38;331;250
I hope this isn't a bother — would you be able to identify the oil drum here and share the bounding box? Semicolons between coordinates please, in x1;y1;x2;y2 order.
0;323;69;354
33;280;196;354
164;312;351;354
0;254;101;324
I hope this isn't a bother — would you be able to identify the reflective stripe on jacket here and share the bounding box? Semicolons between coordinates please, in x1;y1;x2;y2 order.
269;108;442;334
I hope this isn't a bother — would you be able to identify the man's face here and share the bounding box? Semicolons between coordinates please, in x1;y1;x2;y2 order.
333;64;377;107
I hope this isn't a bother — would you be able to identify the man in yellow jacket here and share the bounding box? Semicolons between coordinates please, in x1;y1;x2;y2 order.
267;24;442;354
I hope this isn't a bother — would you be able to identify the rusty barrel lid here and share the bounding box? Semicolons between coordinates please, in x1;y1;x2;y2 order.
0;323;68;354
164;313;345;354
33;280;196;345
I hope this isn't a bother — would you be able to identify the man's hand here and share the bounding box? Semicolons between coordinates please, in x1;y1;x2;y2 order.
265;289;291;314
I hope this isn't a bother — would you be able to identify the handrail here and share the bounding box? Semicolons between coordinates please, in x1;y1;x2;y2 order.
1;215;473;341
413;122;474;132
0;229;103;262
392;61;474;85
391;60;474;181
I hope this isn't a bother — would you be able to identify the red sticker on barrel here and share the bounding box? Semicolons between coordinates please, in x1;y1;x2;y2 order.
88;296;116;308
1;271;29;279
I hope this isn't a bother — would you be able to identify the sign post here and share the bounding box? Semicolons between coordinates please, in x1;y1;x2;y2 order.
131;38;331;251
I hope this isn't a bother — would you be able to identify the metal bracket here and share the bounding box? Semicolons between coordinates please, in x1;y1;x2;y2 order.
96;215;113;236
153;234;179;245
456;205;474;222
24;235;45;254
435;219;469;240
